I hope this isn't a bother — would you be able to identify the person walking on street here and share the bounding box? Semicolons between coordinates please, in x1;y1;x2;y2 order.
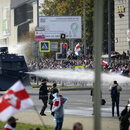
119;99;130;130
39;78;49;116
52;93;67;130
109;80;122;117
90;86;94;115
3;116;18;130
90;82;103;115
49;83;59;109
49;82;59;116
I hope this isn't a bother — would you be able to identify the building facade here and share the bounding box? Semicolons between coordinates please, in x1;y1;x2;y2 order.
114;0;130;55
0;0;37;47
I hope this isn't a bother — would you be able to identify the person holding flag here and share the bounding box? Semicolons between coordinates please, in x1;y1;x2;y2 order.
52;93;67;130
0;81;34;122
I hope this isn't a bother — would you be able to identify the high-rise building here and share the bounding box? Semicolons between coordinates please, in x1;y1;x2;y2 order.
0;0;37;46
114;0;130;55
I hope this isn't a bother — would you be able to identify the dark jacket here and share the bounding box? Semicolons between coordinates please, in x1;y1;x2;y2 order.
49;87;59;100
119;106;130;130
109;83;122;98
39;83;49;100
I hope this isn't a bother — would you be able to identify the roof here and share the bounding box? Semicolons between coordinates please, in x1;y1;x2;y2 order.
11;0;36;9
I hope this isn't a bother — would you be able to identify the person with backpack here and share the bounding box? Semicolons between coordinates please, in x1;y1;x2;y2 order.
109;80;122;117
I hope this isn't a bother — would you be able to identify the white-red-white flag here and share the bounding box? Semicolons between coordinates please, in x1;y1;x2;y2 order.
101;59;108;66
0;81;34;121
75;43;81;56
52;97;63;112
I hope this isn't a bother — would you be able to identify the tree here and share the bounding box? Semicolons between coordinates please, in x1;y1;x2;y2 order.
41;0;94;50
41;0;114;54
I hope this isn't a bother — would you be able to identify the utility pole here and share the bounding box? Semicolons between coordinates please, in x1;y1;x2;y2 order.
36;0;39;85
37;0;39;27
83;0;86;56
128;1;130;60
93;0;103;130
108;0;111;64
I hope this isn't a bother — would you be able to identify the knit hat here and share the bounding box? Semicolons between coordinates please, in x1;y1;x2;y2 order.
7;116;18;122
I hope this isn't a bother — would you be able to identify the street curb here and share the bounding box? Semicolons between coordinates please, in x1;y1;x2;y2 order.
60;87;92;91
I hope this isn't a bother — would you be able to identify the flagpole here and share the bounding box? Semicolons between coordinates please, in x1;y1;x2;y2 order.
33;105;48;130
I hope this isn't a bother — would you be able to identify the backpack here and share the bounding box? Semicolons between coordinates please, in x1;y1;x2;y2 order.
101;99;106;105
111;86;118;97
90;89;93;96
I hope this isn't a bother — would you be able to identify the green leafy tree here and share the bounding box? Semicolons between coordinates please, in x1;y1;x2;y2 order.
41;0;94;51
41;0;114;54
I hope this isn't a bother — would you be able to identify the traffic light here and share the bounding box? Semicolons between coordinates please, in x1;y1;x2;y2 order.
56;43;68;60
60;33;66;39
62;43;67;58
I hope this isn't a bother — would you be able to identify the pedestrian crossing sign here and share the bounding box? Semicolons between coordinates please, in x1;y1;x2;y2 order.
75;66;84;72
39;41;50;52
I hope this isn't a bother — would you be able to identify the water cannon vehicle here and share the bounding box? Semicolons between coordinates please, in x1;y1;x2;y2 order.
0;47;30;91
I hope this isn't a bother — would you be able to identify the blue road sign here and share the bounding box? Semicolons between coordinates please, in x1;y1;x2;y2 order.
75;66;84;72
39;41;50;52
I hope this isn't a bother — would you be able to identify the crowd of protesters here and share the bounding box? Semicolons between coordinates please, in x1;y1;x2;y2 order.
27;53;130;77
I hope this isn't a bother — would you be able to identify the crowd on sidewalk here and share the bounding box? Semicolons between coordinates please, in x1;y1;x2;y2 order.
27;54;130;77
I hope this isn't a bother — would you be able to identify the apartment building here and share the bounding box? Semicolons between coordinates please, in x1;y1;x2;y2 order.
0;0;37;47
114;0;130;54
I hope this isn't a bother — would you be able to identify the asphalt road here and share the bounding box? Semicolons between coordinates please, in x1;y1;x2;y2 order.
28;85;130;117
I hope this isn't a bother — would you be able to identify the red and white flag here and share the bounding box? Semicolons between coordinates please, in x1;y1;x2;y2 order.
101;59;108;66
75;43;81;56
0;81;34;121
52;97;63;112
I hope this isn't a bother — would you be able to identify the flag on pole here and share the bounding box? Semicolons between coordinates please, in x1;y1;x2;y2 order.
101;59;108;66
0;81;34;121
75;43;81;56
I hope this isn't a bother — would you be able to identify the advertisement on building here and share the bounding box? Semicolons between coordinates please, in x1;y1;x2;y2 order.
39;16;82;39
2;6;11;36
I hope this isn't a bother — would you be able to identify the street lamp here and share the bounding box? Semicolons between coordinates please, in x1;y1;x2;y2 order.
83;0;86;56
108;0;111;64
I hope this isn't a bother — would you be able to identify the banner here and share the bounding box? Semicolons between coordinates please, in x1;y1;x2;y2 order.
0;81;34;121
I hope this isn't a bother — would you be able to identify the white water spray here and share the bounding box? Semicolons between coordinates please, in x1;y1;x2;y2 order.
0;41;32;59
27;69;130;85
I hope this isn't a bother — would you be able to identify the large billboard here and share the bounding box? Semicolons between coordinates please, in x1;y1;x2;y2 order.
39;16;82;39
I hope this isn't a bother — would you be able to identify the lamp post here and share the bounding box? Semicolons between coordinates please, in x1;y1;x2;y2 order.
108;0;111;64
37;0;39;27
93;0;103;130
128;1;130;61
83;0;86;56
36;0;39;85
